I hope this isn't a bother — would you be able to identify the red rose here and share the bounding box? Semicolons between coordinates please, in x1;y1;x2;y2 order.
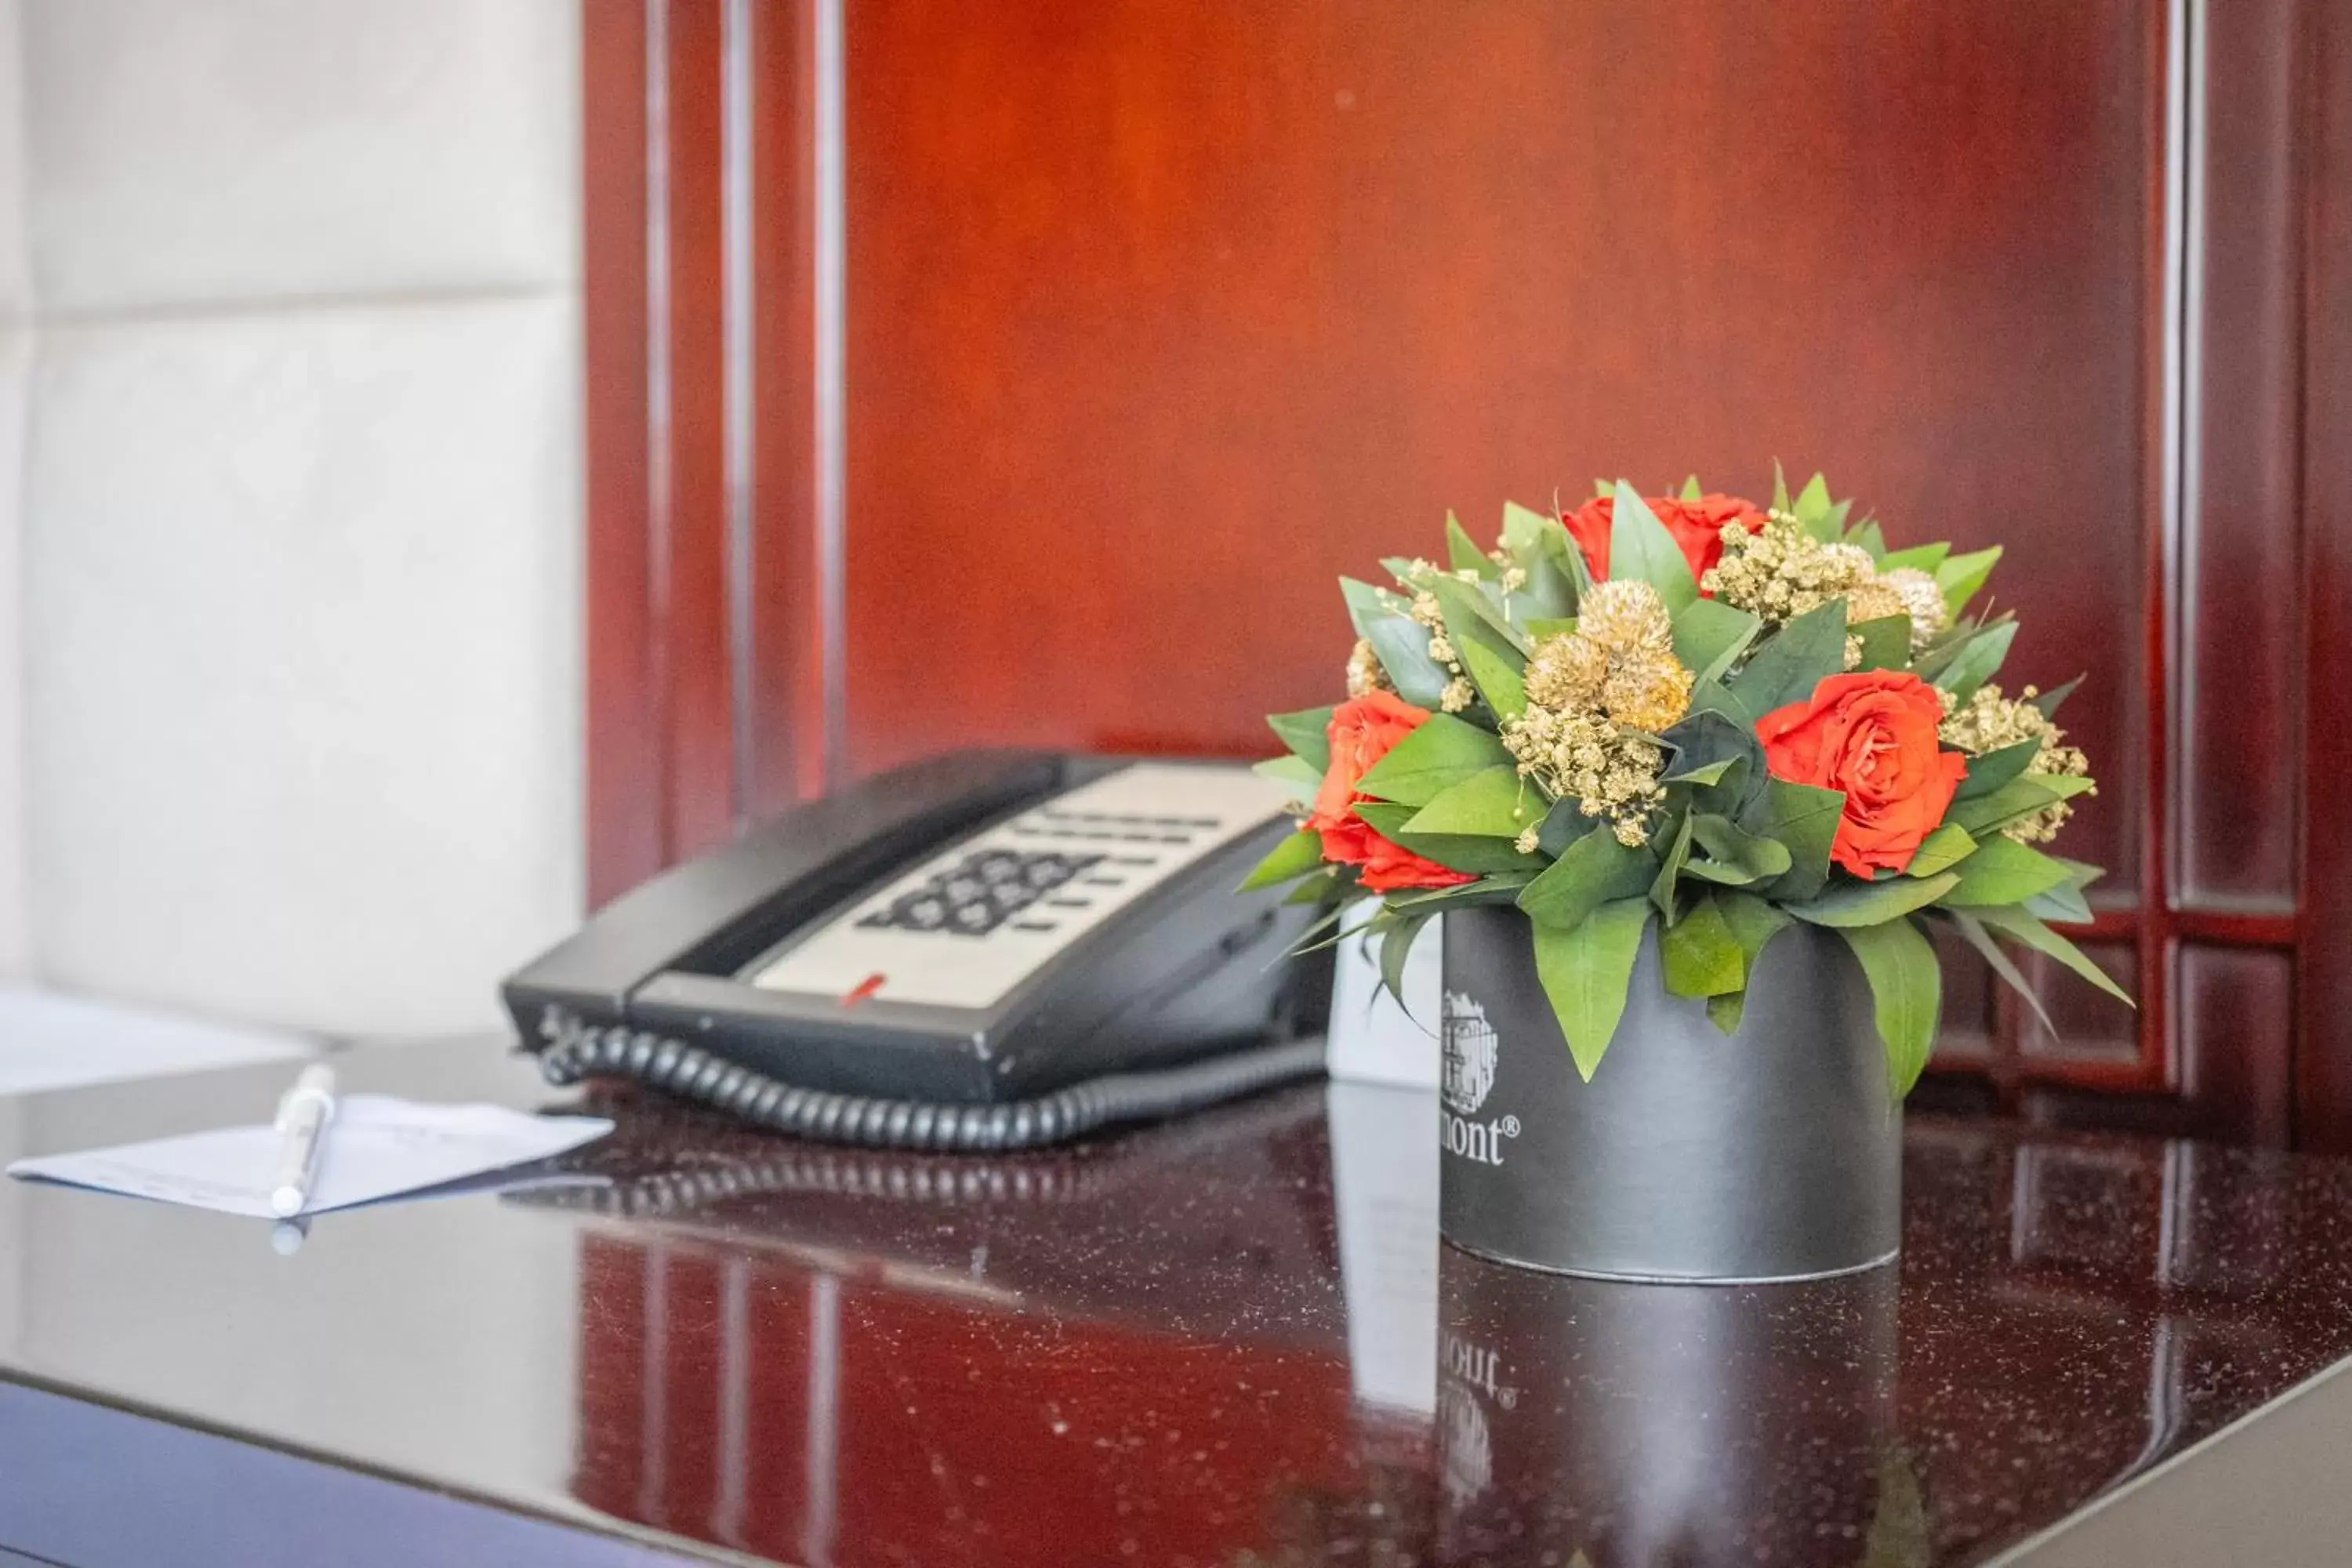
1563;492;1769;586
1756;670;1968;877
1308;691;1479;892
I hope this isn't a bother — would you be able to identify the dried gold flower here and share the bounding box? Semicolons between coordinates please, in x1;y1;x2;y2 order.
1576;579;1674;654
1601;647;1694;733
1702;515;1875;624
1846;575;1908;626
1345;637;1391;696
1524;632;1609;710
1513;826;1541;856
1882;567;1949;649
1842;633;1865;671
1440;677;1475;713
1939;682;2095;843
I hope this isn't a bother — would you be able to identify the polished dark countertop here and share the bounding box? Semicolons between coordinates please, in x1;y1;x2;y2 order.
5;1040;2352;1566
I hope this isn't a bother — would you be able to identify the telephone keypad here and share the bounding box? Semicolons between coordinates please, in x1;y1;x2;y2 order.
856;849;1105;938
746;762;1292;1009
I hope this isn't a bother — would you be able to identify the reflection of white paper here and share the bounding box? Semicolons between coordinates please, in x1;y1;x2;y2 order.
1327;909;1442;1088
5;1096;612;1218
1327;1078;1439;1415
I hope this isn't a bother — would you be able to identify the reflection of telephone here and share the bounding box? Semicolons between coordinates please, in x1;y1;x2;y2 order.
504;750;1327;1150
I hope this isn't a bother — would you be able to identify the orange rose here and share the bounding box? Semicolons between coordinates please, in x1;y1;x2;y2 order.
1756;670;1967;877
1308;691;1478;892
1564;492;1769;586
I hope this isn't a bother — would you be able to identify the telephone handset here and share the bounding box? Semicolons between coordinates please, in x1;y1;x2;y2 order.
503;750;1327;1150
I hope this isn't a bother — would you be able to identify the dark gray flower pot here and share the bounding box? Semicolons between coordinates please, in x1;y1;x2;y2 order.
1438;905;1901;1282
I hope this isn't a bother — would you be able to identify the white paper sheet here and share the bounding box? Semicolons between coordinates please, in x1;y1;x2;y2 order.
5;1095;614;1218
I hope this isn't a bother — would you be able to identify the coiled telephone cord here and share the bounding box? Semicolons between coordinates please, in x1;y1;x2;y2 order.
533;1017;1326;1152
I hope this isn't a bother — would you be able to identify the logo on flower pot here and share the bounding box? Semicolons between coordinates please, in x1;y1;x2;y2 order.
1441;991;1519;1166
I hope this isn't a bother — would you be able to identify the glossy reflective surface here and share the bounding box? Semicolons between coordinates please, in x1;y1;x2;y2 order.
5;1041;2352;1566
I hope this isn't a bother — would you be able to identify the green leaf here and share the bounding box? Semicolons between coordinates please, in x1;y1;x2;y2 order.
1686;675;1757;727
1772;460;1792;514
1523;616;1577;641
1501;501;1548;557
1402;766;1542;838
1254;754;1323;794
1341;577;1449;707
1940;836;2069;906
1671;598;1763;684
1660;893;1745;996
2031;676;2085;718
1428;575;1531;720
1836;916;1943;1098
1752;778;1846;900
1534;797;1589;856
1848;520;1888;560
1784;870;1960;927
1352;803;1542;875
1905;822;1979;877
1969;906;2136;1007
1729;599;1849;714
1281;898;1361;958
1378;910;1434;1018
1663;757;1739;787
1650;809;1696;924
1679;474;1704;503
1385;873;1538;911
1935;546;2002;617
1517;824;1657;931
1707;991;1748;1034
1266;706;1334;771
1931;620;2017;703
2024;877;2095;925
1457;637;1526;723
1702;890;1792;1034
1283;868;1342;905
1353;713;1514;805
1717;888;1792;975
1954;738;2043;799
1849;614;1912;672
1607;481;1699;613
1876;541;1950;574
1947;908;2055;1036
1532;898;1652;1081
1794;472;1838;541
1428;572;1533;657
1949;773;2096;837
1446;511;1499;578
1238;828;1322;891
1686;813;1793;884
1661;710;1768;813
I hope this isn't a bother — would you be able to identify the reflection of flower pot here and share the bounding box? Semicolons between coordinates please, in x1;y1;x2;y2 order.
1436;1246;1907;1565
1439;906;1900;1281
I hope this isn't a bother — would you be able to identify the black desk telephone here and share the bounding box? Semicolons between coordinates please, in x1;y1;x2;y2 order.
504;750;1327;1150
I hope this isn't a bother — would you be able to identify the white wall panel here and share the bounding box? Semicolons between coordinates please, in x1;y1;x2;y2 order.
24;299;583;1033
0;330;30;981
23;0;578;313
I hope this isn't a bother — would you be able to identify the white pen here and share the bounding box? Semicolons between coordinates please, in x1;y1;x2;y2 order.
269;1064;338;1218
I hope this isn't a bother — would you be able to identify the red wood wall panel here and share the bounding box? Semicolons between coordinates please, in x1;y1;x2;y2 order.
580;0;2344;1143
2297;0;2352;1150
836;1;2154;902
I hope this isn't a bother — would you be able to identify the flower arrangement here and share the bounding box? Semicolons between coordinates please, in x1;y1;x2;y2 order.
1247;471;2132;1094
